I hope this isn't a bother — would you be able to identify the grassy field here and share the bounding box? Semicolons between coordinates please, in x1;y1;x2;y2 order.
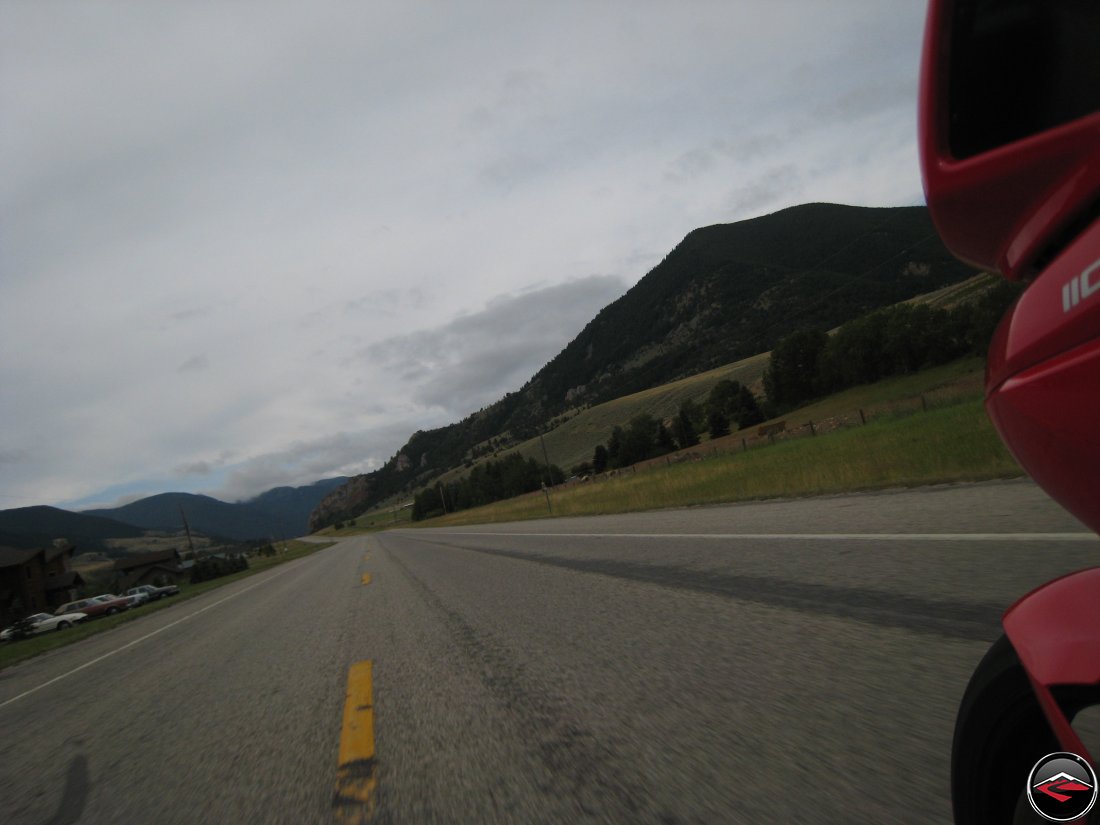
315;506;415;537
328;356;998;533
412;397;1018;527
522;275;996;477
905;271;999;310
755;356;984;429
532;354;772;470
0;539;334;671
391;351;1013;529
430;353;771;485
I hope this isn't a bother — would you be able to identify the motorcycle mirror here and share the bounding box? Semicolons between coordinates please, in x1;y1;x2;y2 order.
919;0;1100;280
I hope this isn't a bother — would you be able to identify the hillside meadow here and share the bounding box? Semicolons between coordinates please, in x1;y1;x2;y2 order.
409;398;1016;526
334;355;1015;531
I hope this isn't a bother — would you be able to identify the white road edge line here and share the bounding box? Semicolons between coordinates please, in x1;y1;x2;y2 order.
0;558;307;710
420;532;1099;541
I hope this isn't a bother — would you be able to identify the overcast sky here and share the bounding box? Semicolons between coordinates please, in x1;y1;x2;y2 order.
1;1;929;510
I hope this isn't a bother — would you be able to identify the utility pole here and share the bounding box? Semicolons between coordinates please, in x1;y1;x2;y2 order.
539;432;555;484
179;505;195;557
539;432;555;516
437;483;448;514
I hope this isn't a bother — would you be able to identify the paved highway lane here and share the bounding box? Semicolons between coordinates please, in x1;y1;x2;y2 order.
0;544;371;825
1;479;1097;824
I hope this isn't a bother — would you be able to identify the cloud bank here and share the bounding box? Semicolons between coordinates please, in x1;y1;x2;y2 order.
0;1;930;508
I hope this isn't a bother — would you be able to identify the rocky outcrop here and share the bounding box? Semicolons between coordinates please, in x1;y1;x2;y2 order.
308;475;374;532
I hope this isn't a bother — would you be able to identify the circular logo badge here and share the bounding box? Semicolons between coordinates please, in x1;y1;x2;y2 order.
1027;752;1098;822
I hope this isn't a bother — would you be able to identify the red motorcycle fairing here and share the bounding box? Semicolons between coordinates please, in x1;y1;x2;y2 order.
1002;567;1100;762
985;195;1100;768
919;0;1100;280
920;2;1100;817
985;217;1100;537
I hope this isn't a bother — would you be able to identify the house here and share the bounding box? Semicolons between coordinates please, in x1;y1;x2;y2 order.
113;549;188;590
0;542;84;626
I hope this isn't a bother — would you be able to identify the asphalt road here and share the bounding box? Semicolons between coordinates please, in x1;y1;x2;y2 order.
1;479;1097;824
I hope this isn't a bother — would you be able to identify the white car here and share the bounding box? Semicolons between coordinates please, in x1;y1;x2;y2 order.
124;590;150;608
0;611;89;640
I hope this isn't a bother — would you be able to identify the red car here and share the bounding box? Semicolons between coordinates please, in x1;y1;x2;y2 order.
54;594;130;618
921;1;1100;823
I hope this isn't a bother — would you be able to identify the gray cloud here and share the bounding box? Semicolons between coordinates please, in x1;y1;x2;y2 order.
1;1;931;507
344;287;427;318
170;306;212;322
812;78;917;124
206;422;421;503
177;354;210;373
366;275;627;415
174;450;236;478
464;69;550;133
724;165;803;217
0;449;30;467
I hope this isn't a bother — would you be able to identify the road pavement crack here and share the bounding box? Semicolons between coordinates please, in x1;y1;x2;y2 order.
383;546;690;824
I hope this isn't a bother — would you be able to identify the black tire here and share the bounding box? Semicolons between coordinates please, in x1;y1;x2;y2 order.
106;607;118;615
951;635;1100;824
56;621;70;631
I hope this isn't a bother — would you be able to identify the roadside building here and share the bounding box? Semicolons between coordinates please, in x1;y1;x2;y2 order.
0;542;84;625
113;549;188;591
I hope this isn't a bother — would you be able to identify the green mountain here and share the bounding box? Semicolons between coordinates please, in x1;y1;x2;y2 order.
0;505;144;550
1;479;348;549
86;479;347;541
244;478;350;532
528;203;970;412
310;203;979;530
86;493;282;541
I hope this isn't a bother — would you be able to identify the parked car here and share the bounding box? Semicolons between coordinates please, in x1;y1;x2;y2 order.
126;583;180;602
1;610;89;640
124;590;150;608
54;594;130;618
89;594;132;615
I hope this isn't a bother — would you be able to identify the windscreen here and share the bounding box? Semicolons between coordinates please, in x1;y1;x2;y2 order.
949;0;1100;159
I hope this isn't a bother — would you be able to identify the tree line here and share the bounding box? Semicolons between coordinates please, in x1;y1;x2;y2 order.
763;281;1021;411
189;554;249;583
572;379;765;476
412;452;564;521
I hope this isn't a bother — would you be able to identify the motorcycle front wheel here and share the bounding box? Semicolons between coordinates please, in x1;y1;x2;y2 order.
952;635;1100;824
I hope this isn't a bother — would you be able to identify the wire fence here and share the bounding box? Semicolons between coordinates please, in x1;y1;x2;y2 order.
564;383;983;486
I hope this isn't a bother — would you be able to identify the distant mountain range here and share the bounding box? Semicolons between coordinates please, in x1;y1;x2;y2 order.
310;202;980;529
0;506;145;550
0;478;348;550
6;202;984;542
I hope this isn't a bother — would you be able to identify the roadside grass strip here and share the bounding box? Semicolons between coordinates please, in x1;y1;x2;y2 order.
413;399;1021;527
334;660;378;824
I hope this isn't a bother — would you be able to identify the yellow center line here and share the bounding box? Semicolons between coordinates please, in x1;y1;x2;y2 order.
333;660;377;823
361;573;372;586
